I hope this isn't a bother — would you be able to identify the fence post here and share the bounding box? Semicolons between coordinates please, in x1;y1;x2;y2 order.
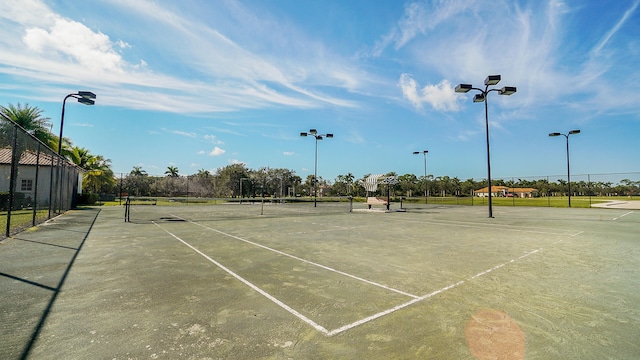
6;125;19;237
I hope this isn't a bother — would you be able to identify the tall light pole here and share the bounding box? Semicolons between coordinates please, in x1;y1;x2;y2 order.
52;91;96;214
549;130;580;207
59;91;96;154
413;150;428;200
455;75;516;218
300;129;333;207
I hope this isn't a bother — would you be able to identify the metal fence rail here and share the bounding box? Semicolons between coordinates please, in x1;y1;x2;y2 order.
0;114;82;239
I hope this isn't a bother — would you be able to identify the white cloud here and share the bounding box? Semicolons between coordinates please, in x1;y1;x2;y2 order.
170;130;197;137
398;74;460;112
0;0;361;114
283;151;294;156
209;147;226;156
204;134;224;144
23;17;126;73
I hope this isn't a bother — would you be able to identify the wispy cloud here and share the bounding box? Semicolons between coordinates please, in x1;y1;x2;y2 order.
0;0;363;113
592;0;640;56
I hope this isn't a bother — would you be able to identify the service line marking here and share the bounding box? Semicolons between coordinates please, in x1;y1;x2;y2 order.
158;218;547;336
613;211;633;220
182;217;419;299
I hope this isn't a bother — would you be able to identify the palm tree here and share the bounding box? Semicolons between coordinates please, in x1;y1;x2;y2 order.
0;103;56;148
70;146;116;194
130;166;147;176
165;165;179;177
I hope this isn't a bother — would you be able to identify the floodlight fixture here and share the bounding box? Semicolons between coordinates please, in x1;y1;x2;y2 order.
77;91;96;99
78;97;95;105
455;84;473;93
300;128;333;207
484;75;501;86
499;86;517;95
59;91;97;155
453;74;516;218
549;129;581;207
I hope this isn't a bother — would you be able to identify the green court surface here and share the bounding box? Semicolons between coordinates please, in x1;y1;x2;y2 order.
1;203;639;359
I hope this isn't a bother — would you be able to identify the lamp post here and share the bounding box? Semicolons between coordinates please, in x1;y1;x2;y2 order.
52;91;96;214
455;75;516;218
59;91;96;155
300;129;333;207
549;130;580;207
412;150;428;201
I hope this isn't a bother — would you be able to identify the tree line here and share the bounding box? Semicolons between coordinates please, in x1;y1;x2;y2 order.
4;103;637;201
116;165;639;200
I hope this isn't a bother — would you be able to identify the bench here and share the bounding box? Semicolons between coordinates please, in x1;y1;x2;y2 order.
366;197;389;209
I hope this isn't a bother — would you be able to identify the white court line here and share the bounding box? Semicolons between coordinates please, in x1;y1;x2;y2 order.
159;217;553;336
152;222;331;335
182;217;420;299
328;248;542;336
613;211;634;220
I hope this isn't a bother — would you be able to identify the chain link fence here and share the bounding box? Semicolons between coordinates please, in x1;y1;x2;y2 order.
0;114;83;239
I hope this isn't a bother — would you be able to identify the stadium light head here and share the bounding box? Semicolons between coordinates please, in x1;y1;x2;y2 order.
309;129;317;134
412;151;419;154
455;84;473;93
569;129;581;135
300;132;308;137
473;94;485;102
484;75;501;86
325;133;333;138
77;91;96;99
77;97;95;105
549;132;561;137
499;86;517;95
317;136;323;140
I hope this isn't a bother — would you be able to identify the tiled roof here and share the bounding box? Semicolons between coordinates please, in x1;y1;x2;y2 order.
0;147;60;166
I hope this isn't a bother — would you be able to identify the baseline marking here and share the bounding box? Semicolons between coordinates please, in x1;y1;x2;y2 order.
152;222;331;335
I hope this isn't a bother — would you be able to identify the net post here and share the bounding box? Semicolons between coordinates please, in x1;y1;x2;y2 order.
124;196;130;222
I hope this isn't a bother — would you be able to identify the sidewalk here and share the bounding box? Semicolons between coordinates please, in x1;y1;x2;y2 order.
590;200;640;209
0;208;100;360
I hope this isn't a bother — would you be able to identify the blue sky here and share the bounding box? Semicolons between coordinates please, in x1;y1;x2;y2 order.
1;0;638;183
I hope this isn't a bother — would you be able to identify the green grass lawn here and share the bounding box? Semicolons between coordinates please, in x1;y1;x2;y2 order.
0;209;51;235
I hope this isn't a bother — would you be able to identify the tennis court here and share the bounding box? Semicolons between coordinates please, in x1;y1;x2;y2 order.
2;201;639;359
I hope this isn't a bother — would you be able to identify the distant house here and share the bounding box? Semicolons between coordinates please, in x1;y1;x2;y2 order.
474;185;539;198
0;148;83;207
